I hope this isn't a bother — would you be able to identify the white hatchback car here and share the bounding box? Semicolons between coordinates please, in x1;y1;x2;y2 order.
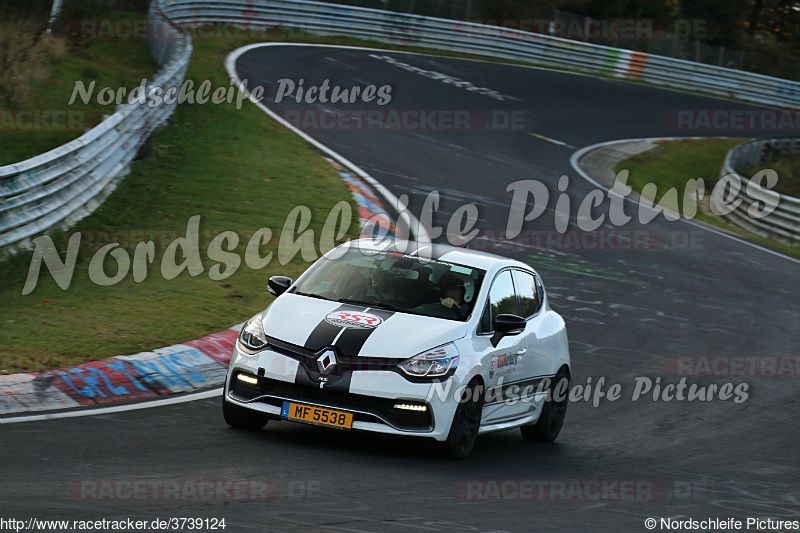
223;239;570;458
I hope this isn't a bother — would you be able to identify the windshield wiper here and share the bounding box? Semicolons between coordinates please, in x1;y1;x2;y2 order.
295;291;332;301
336;298;404;313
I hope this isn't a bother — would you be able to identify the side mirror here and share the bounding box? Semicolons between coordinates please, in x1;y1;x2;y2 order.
490;314;526;347
268;275;292;297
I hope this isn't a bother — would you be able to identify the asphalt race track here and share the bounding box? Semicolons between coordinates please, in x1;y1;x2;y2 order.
2;46;799;532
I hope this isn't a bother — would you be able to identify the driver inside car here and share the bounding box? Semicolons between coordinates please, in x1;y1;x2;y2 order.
412;273;470;320
366;269;407;308
438;274;469;319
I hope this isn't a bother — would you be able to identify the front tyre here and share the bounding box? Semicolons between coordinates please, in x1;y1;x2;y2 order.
437;379;484;459
521;369;569;442
223;394;269;430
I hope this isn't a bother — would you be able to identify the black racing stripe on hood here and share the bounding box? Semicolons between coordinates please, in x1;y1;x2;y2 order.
333;308;395;356
303;303;363;352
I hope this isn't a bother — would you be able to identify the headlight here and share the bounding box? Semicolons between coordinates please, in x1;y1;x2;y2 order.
398;343;459;377
238;312;268;354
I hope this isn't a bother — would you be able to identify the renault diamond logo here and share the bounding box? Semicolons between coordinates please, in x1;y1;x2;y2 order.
317;350;337;374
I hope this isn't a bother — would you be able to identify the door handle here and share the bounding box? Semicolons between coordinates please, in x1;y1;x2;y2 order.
514;349;527;355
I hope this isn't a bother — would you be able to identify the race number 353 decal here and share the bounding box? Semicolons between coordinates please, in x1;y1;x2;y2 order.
325;311;383;329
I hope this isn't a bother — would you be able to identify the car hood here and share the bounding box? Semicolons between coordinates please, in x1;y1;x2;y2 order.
261;293;468;358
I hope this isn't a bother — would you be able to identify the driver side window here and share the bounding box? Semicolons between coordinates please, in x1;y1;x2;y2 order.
479;270;516;334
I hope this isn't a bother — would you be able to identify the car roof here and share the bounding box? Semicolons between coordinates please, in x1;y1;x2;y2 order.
343;239;530;272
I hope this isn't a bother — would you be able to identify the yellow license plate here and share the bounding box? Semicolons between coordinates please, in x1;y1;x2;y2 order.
281;401;353;429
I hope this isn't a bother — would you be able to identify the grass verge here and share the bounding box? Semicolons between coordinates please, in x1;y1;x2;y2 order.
615;138;800;260
740;152;800;198
0;32;360;373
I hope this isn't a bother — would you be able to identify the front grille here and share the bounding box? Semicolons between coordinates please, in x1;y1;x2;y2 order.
266;336;401;373
231;373;432;431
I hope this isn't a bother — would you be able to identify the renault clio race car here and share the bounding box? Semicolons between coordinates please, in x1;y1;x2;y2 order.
223;239;570;458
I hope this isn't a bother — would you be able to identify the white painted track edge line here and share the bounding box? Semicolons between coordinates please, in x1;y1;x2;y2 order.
225;42;431;244
0;388;223;424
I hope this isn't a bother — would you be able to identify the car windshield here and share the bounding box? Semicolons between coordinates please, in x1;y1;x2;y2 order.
291;248;486;322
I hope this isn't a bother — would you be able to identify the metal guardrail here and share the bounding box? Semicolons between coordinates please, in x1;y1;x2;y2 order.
710;138;800;246
159;0;799;108
0;3;191;250
2;0;799;251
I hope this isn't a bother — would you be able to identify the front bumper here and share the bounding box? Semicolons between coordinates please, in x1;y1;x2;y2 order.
225;343;463;440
